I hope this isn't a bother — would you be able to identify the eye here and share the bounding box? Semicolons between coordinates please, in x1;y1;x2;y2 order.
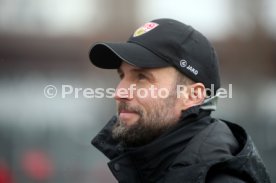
137;73;147;80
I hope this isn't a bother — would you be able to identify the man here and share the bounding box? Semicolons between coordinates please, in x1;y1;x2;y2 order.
89;18;270;183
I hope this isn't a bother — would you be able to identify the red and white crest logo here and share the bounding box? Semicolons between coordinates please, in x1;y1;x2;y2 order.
133;22;159;37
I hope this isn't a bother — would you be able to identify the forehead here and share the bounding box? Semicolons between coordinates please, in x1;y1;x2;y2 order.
118;62;176;76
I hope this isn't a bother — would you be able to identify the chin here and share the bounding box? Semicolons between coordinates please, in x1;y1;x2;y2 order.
120;118;139;127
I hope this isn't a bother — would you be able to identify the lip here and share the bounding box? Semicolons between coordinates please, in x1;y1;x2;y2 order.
119;110;137;117
119;110;136;114
119;110;139;123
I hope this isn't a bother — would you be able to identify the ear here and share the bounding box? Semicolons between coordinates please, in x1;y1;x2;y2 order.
180;83;206;111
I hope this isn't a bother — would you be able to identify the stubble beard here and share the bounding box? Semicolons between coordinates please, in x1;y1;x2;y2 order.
112;91;180;147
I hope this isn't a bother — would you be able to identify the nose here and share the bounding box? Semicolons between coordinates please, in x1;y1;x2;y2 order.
114;79;134;102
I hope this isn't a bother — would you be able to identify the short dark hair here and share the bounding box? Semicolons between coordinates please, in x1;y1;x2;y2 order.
175;69;195;86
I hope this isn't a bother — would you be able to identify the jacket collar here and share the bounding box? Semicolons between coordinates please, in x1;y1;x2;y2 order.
91;106;212;180
123;106;211;179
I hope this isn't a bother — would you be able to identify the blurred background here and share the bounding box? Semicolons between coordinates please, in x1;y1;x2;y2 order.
0;0;275;182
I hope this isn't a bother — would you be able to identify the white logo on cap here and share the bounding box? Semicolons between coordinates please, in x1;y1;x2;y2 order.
180;59;198;76
180;60;187;67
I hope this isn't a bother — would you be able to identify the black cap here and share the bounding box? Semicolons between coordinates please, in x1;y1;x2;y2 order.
89;18;220;91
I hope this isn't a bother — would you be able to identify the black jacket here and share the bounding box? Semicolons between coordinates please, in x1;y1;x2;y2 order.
92;106;271;183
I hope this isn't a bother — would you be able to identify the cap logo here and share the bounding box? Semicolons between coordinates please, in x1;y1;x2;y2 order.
180;60;187;68
180;59;198;75
133;22;159;37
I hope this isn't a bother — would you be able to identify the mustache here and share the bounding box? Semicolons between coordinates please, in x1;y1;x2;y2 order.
117;102;143;116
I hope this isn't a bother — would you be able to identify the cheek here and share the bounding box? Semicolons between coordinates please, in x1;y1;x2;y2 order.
171;98;183;117
133;85;175;110
134;85;164;100
134;88;163;110
133;90;156;112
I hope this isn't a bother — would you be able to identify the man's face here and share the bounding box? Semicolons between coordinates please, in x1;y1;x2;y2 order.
112;62;183;147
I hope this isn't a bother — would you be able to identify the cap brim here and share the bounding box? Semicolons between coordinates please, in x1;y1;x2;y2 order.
89;42;170;69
